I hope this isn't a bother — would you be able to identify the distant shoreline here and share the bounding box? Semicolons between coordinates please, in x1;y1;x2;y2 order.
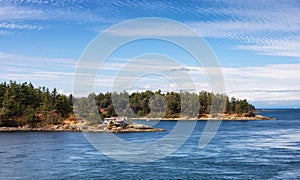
0;113;275;132
133;114;275;121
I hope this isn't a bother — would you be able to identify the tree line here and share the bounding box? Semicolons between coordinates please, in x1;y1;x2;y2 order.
0;81;255;127
0;81;73;127
74;90;255;121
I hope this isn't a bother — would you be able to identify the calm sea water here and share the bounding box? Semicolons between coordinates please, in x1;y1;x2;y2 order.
0;109;299;179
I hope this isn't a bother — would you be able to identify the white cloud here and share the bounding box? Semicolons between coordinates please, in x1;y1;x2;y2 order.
177;63;300;102
92;58;300;103
235;38;300;57
0;68;75;81
0;52;76;67
2;51;298;106
221;64;300;101
0;22;46;30
0;5;45;20
189;1;300;57
0;2;103;22
107;20;198;37
0;30;13;35
0;52;77;88
1;1;299;57
190;20;300;57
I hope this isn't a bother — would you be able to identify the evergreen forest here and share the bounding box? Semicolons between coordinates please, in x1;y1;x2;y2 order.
0;81;255;127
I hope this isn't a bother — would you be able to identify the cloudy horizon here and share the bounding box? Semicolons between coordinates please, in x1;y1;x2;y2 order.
1;0;299;108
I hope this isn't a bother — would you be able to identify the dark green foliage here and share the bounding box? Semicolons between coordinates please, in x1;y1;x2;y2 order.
164;92;181;118
0;81;73;127
73;93;102;124
226;97;255;114
0;81;255;126
88;90;255;119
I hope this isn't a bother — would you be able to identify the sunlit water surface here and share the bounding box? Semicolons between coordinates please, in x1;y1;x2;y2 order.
0;109;299;179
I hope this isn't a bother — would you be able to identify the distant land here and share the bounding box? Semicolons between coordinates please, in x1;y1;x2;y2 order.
0;81;273;132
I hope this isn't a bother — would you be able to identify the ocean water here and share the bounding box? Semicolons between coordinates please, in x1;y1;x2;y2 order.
0;109;299;179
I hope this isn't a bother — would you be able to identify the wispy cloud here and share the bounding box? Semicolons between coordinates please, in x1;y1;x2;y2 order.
0;70;74;81
0;4;45;21
0;30;13;35
2;0;299;58
105;0;300;57
191;19;300;57
222;64;300;101
0;0;299;107
235;38;300;57
0;22;46;30
189;1;300;57
107;19;199;37
0;52;76;67
2;51;299;105
0;51;77;88
95;61;300;102
0;1;110;23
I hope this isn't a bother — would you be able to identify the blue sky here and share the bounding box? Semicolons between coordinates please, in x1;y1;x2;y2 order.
0;0;300;108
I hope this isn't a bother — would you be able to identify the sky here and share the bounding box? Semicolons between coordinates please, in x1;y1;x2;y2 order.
0;0;300;108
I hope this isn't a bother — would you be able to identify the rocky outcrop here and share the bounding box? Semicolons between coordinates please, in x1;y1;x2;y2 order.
0;123;165;132
77;123;165;133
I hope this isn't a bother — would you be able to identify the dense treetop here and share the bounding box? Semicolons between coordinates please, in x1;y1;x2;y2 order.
0;81;73;127
0;81;255;127
75;90;255;121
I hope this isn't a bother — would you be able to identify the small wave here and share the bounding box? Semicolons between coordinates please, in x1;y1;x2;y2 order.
85;151;101;155
69;156;83;159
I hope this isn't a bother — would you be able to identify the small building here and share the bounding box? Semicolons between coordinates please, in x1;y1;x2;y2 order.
103;117;129;128
103;117;117;124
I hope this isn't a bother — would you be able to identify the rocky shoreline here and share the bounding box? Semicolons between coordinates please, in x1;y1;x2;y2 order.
0;123;165;133
134;114;275;121
0;114;275;132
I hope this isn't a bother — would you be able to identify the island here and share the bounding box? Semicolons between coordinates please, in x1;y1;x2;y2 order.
133;114;274;121
0;81;274;132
